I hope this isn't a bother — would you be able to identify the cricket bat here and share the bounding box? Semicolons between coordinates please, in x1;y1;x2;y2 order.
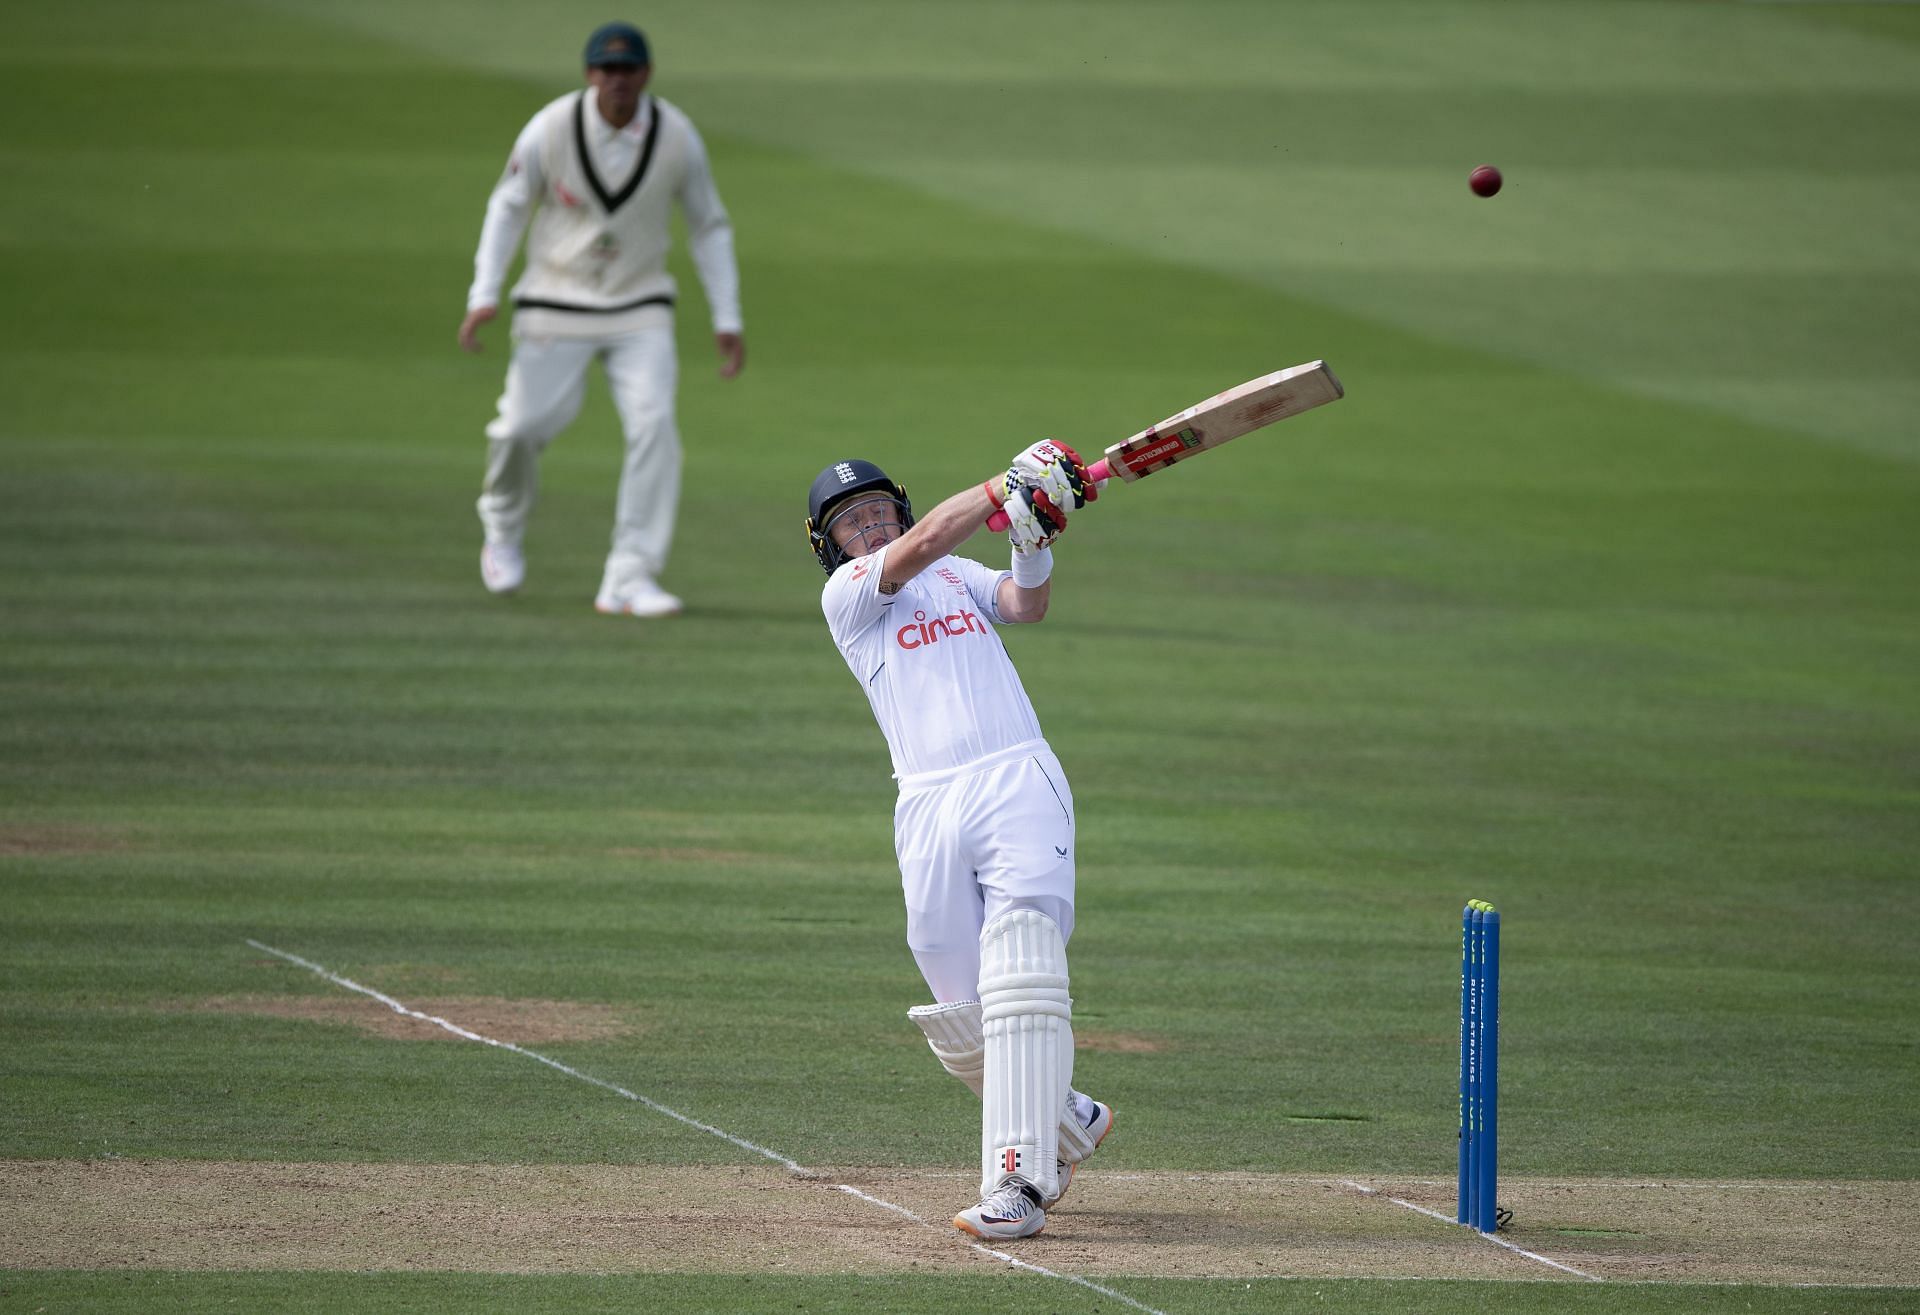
984;360;1344;531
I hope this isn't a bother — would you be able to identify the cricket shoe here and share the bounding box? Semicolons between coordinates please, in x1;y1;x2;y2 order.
1048;1100;1114;1207
594;577;682;618
954;1178;1046;1241
480;540;525;594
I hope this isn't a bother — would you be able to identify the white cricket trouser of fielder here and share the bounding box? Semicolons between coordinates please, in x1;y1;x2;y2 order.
477;320;681;589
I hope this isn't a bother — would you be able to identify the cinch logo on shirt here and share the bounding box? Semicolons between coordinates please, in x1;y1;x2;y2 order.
896;608;985;650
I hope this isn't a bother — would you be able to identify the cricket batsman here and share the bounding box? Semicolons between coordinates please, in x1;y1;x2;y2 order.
806;444;1115;1240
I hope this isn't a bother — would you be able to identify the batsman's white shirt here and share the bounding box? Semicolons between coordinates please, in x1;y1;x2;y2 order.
822;546;1075;1004
821;547;1044;777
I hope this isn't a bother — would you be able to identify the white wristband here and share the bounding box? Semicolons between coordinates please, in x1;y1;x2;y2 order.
1010;545;1053;588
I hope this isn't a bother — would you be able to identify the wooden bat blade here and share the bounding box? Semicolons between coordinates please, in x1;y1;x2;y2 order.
1102;360;1343;483
978;359;1343;532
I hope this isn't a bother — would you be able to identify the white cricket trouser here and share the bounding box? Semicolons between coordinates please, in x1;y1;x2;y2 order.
477;320;681;588
894;742;1076;1003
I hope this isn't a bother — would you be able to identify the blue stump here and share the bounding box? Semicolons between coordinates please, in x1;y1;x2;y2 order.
1458;900;1499;1232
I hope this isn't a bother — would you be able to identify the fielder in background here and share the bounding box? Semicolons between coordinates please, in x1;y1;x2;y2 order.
460;21;744;618
806;446;1114;1241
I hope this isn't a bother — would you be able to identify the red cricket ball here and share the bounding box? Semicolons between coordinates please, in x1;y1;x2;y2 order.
1469;165;1503;198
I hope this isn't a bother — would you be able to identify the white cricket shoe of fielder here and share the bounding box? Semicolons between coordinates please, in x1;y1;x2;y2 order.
594;577;682;619
1049;1100;1114;1207
954;1177;1047;1241
480;540;525;595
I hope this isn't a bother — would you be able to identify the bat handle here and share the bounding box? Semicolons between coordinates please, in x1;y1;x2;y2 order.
982;458;1113;533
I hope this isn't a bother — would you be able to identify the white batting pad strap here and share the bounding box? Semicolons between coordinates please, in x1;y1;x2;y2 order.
907;999;984;1097
980;981;1071;1021
978;909;1073;1201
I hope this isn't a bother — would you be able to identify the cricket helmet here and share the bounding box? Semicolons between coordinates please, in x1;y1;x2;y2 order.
806;459;913;574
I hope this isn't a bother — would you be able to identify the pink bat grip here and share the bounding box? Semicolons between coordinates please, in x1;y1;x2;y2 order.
984;458;1112;532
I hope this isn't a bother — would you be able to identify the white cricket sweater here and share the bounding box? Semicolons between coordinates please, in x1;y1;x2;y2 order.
468;90;741;338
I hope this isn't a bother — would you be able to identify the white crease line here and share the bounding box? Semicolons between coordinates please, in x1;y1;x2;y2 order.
247;939;1170;1315
245;939;804;1169
1342;1180;1603;1283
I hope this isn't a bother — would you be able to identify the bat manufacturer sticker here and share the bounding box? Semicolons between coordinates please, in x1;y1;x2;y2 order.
1122;430;1189;474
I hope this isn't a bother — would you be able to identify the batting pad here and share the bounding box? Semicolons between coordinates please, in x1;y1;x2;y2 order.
909;999;1105;1165
908;999;986;1097
978;909;1073;1200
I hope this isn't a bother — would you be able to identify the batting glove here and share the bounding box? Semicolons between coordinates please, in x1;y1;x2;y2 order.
1004;484;1068;553
1009;439;1098;511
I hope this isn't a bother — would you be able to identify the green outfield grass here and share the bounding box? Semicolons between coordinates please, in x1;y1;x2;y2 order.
3;0;1917;1310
